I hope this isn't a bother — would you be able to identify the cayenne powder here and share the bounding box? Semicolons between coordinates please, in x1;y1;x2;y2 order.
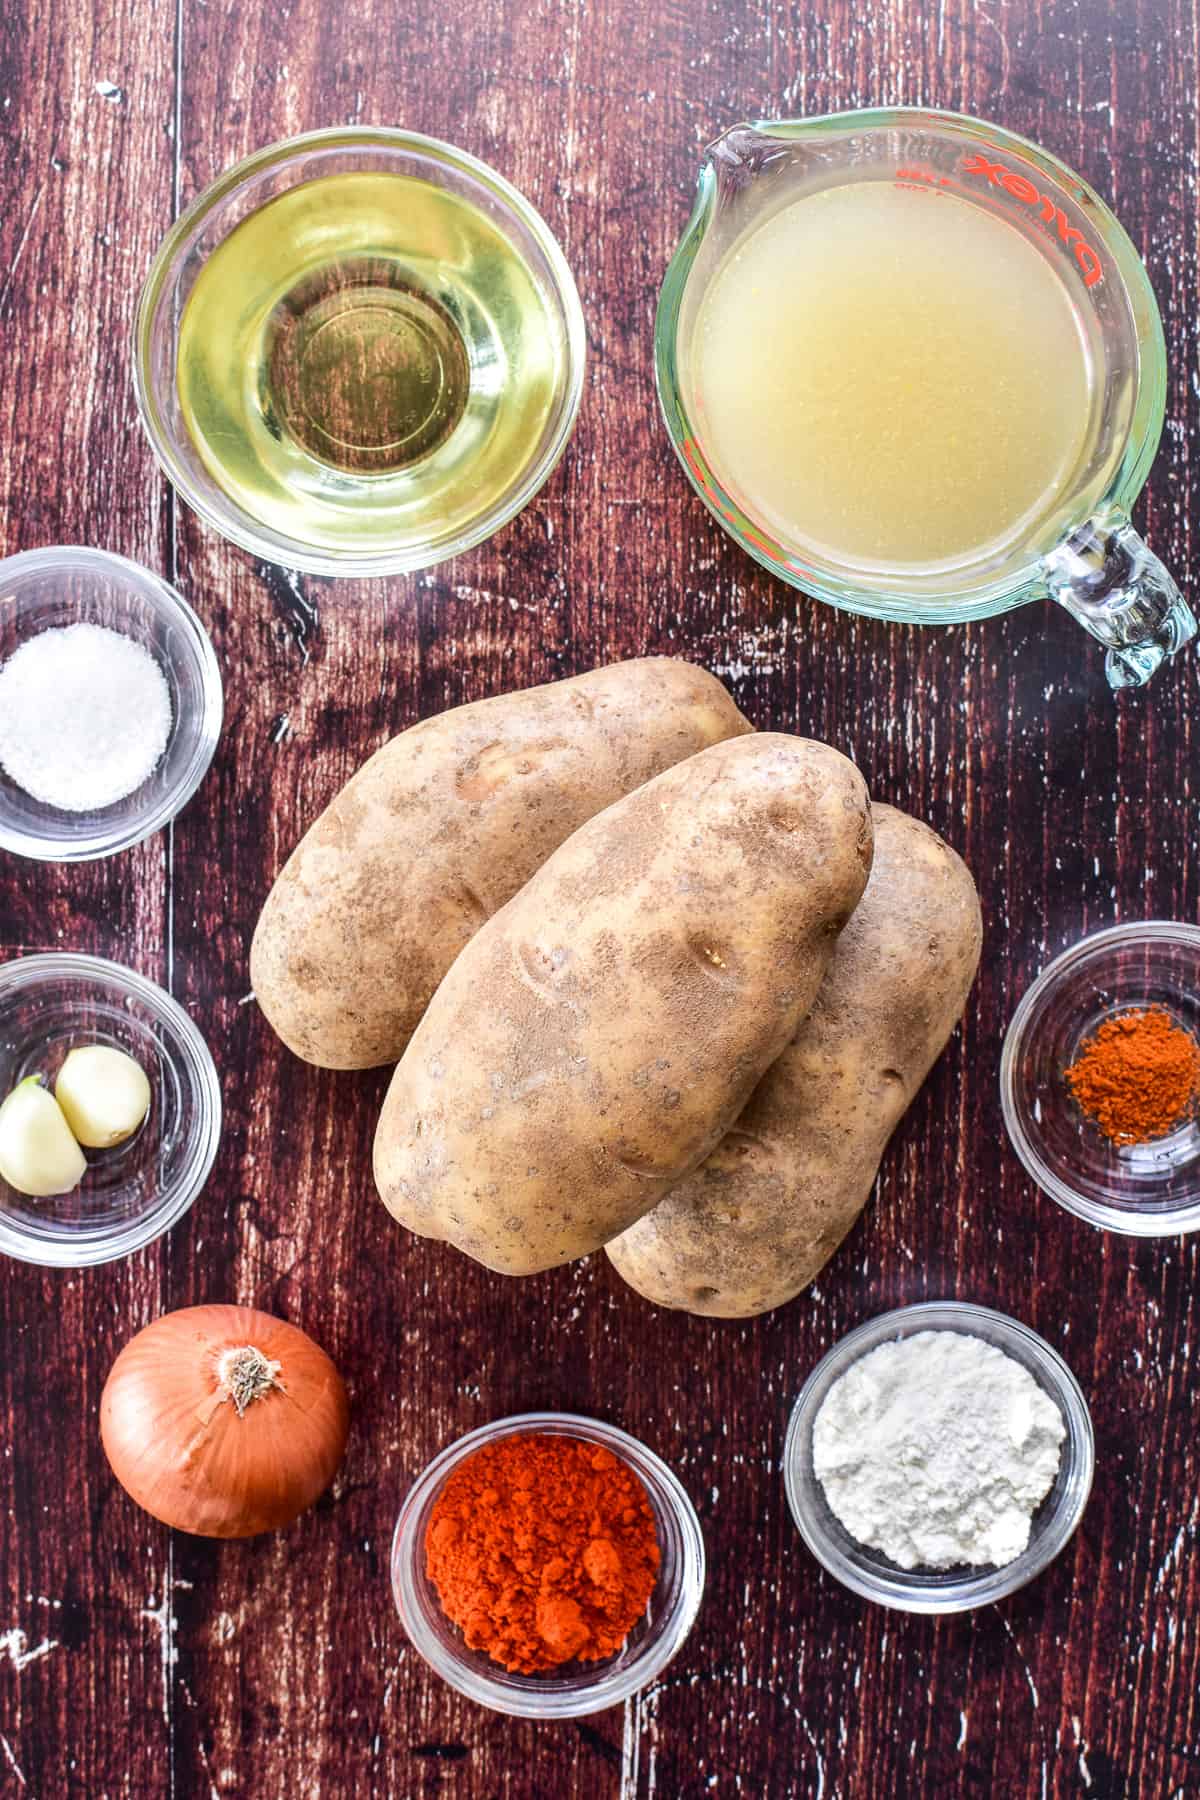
1064;1007;1200;1145
424;1433;661;1673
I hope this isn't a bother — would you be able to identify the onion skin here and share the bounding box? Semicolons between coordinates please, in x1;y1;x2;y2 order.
100;1305;350;1538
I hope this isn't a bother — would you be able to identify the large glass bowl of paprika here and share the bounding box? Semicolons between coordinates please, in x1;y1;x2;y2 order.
390;1411;706;1718
1001;921;1200;1234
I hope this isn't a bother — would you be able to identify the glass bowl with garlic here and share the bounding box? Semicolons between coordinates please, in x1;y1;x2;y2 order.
0;953;220;1265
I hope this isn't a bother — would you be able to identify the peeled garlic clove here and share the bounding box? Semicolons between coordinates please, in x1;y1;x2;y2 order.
55;1046;151;1149
0;1076;88;1197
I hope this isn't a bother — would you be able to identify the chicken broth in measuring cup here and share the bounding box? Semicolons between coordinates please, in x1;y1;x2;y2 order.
684;177;1098;576
658;112;1195;688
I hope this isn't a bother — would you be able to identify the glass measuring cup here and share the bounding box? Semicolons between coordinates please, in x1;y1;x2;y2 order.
656;109;1195;689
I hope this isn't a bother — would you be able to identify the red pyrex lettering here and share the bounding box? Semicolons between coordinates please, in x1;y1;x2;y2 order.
961;151;1103;287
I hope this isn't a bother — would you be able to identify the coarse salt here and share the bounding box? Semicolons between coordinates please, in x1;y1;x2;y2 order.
0;622;172;813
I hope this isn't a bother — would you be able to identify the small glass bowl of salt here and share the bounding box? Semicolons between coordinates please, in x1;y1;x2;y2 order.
0;547;222;861
784;1301;1095;1614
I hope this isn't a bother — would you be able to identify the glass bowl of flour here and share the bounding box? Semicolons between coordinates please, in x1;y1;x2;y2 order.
0;547;222;861
784;1301;1095;1613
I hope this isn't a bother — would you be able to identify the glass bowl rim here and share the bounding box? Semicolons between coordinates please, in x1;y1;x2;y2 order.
1000;919;1200;1235
0;950;222;1266
132;124;588;579
783;1300;1095;1614
654;104;1166;624
0;545;223;862
390;1408;706;1717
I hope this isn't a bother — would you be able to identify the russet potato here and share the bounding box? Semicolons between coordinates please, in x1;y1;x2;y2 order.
373;734;873;1274
605;804;982;1316
250;658;751;1069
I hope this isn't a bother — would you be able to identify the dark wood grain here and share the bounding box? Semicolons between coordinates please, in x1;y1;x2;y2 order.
0;3;178;1797
3;0;1200;1793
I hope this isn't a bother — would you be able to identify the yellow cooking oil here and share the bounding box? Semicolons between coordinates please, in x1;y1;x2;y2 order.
177;172;566;555
685;179;1097;573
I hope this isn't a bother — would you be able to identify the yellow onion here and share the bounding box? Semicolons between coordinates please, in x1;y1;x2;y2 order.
100;1304;349;1538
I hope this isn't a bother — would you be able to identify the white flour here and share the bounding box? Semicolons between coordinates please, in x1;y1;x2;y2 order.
812;1329;1066;1571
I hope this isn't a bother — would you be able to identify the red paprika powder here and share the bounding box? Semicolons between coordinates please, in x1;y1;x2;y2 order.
424;1433;661;1674
1065;1006;1200;1145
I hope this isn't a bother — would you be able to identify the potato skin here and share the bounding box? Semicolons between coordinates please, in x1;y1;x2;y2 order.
250;659;751;1069
373;734;873;1275
606;805;982;1317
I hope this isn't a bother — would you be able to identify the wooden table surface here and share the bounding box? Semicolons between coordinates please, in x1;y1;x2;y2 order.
2;0;1199;1794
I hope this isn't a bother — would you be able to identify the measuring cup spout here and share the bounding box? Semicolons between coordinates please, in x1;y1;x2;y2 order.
701;123;787;199
1042;513;1196;689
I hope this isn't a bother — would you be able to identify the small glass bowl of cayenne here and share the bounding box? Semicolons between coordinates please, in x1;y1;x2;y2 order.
1001;921;1200;1235
784;1302;1094;1614
390;1411;706;1717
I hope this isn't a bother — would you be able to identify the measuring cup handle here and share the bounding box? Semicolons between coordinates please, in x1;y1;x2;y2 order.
1041;512;1197;690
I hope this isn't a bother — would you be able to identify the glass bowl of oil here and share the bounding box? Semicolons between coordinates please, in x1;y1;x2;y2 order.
134;128;586;577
